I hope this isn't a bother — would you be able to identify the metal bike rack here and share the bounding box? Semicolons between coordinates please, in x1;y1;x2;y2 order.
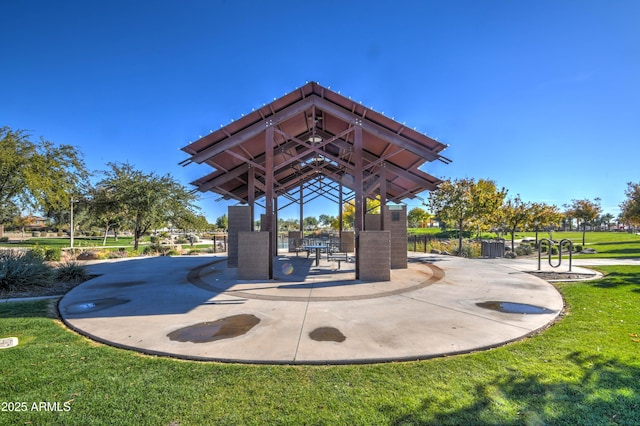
538;238;573;271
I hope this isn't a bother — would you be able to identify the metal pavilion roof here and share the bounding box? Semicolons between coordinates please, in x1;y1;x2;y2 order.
180;82;450;205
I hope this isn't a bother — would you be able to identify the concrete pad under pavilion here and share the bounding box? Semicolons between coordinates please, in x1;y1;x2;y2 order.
59;253;568;364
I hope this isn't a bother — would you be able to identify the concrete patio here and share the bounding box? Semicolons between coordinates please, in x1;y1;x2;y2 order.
58;252;575;364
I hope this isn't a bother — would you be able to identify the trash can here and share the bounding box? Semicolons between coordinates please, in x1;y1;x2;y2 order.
481;240;505;258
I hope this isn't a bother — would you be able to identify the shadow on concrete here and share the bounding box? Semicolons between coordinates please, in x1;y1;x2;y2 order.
60;254;359;319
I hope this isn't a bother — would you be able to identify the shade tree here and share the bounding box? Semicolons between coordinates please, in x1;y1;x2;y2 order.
0;126;88;236
96;162;199;250
407;207;431;228
501;194;532;251
620;182;640;229
215;214;229;231
429;178;507;255
567;198;602;245
528;202;562;243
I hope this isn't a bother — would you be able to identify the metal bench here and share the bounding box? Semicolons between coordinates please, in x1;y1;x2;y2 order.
327;252;348;269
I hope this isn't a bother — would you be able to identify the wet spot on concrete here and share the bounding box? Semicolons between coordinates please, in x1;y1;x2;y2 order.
168;314;260;343
476;301;555;314
87;281;146;289
65;298;130;314
309;327;346;342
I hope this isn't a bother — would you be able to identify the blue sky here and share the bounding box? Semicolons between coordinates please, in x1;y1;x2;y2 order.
2;1;638;222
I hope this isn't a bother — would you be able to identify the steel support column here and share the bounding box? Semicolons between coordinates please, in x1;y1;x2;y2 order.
380;166;387;230
265;124;274;279
338;182;343;237
299;182;304;232
274;195;279;255
248;166;255;231
354;125;363;279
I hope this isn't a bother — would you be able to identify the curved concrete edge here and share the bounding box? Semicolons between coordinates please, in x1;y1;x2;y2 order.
56;254;568;365
58;305;564;366
1;295;62;303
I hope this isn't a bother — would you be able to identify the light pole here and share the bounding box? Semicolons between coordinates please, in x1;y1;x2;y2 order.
70;197;76;248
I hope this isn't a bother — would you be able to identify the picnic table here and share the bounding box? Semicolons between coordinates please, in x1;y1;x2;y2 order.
304;244;326;266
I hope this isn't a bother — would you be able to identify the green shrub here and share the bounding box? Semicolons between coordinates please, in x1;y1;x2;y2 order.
107;248;128;259
515;243;533;256
150;236;160;243
0;236;9;243
30;244;47;261
45;247;61;261
55;261;89;283
0;250;53;291
424;239;454;254
31;231;41;237
175;237;189;244
452;242;481;258
574;244;583;252
65;248;84;260
95;250;111;260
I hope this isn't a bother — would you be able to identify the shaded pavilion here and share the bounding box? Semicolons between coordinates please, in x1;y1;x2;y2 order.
181;82;450;279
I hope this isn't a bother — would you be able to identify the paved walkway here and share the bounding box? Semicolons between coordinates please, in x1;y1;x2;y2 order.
52;252;607;364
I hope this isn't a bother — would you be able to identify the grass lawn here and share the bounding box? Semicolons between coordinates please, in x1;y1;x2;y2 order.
510;231;640;259
1;266;639;425
0;236;138;249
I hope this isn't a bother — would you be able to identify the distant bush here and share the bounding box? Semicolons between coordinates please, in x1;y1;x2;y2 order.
144;243;179;256
107;248;128;259
574;244;583;252
77;250;101;260
175;237;189;244
515;244;533;256
0;236;9;243
45;247;61;261
504;251;517;259
31;231;41;237
64;248;83;260
30;244;47;261
452;242;481;258
0;250;53;291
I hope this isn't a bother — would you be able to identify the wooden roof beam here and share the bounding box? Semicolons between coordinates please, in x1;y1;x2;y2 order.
189;95;315;164
330;139;439;190
311;96;442;162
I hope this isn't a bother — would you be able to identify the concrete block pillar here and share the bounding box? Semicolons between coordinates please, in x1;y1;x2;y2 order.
228;205;251;267
238;231;270;279
365;214;381;231
358;231;391;281
340;231;355;252
383;205;407;269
